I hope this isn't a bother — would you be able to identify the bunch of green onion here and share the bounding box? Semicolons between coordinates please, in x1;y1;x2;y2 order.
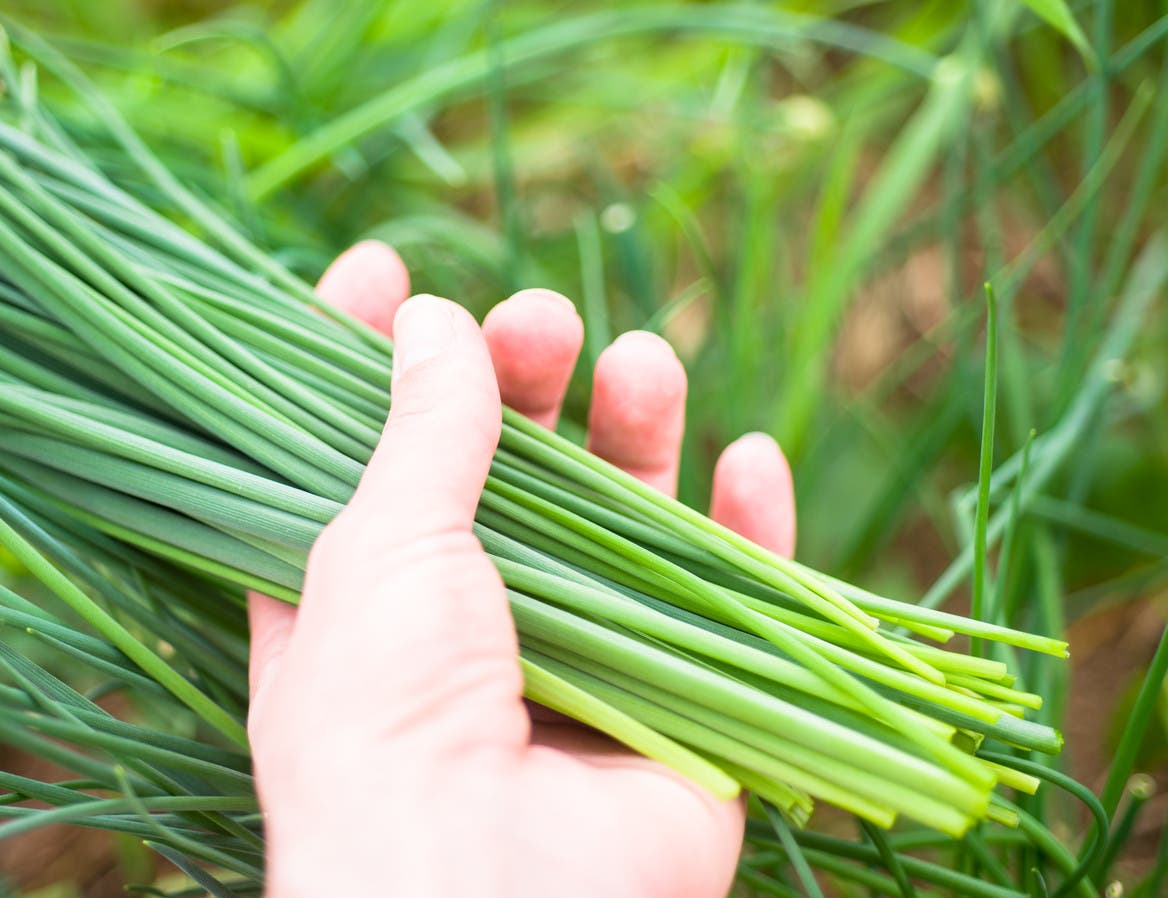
0;32;1069;846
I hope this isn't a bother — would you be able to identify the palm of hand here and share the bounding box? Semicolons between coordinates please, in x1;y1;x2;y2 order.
248;242;796;898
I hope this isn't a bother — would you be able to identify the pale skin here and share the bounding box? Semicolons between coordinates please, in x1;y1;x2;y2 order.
247;241;797;897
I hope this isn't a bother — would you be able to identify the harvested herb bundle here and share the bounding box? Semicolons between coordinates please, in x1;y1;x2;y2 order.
0;27;1070;853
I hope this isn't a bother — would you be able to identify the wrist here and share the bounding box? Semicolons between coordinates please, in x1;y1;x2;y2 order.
260;762;514;898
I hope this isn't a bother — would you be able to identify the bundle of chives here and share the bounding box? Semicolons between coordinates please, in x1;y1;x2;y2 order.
0;39;1069;836
0;498;1096;894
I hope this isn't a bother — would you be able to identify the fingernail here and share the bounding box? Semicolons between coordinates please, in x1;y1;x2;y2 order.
732;431;781;456
613;329;677;356
507;287;579;316
393;296;455;381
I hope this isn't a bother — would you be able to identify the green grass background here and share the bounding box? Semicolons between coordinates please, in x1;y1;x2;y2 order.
0;0;1165;895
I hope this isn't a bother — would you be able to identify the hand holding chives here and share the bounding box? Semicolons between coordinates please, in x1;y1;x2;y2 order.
248;241;796;897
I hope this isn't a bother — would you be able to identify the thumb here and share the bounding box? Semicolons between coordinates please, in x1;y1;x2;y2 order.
344;294;501;541
264;295;526;761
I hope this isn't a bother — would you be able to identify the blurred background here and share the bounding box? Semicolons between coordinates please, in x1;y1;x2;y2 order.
0;1;1165;895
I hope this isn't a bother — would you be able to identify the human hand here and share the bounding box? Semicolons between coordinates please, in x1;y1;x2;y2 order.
247;241;797;897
